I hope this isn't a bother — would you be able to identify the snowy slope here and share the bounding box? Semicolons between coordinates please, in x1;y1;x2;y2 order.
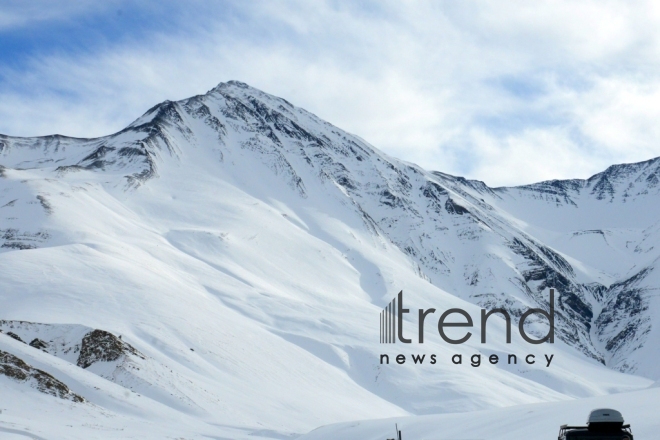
0;81;658;438
299;386;660;440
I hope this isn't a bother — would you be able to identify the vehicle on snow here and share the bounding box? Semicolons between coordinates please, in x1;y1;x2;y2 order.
559;408;633;440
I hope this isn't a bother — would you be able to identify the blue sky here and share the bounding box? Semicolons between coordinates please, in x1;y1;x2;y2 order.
2;0;660;186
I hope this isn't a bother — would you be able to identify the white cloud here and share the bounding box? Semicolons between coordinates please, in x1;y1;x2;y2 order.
466;127;597;186
1;0;660;186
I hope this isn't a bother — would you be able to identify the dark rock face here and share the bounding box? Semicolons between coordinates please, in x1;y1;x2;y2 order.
29;338;49;350
0;350;84;402
6;332;25;343
0;229;49;250
594;267;653;373
77;329;145;369
445;198;469;215
505;237;602;361
0;242;37;250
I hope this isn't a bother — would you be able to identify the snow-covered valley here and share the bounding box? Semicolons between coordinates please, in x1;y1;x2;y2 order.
0;81;658;439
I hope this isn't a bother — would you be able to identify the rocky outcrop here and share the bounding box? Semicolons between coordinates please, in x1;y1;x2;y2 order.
0;350;84;402
77;329;145;369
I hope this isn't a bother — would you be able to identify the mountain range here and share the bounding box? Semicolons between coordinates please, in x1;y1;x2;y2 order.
0;81;658;439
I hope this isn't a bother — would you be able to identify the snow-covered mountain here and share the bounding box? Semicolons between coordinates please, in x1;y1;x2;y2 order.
0;81;658;439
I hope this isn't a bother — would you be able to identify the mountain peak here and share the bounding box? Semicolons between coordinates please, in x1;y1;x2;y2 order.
209;80;256;95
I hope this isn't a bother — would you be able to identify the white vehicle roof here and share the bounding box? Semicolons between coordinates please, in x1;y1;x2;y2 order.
588;409;624;424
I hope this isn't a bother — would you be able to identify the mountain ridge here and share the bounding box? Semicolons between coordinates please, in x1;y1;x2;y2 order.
0;80;658;439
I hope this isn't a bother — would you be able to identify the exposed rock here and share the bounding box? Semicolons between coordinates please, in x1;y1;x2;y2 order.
1;242;37;250
77;329;145;369
6;332;25;343
0;350;84;402
29;338;49;350
445;198;469;215
0;228;50;251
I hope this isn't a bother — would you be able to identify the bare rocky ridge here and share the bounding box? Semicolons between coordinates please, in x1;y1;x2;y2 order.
0;349;84;402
